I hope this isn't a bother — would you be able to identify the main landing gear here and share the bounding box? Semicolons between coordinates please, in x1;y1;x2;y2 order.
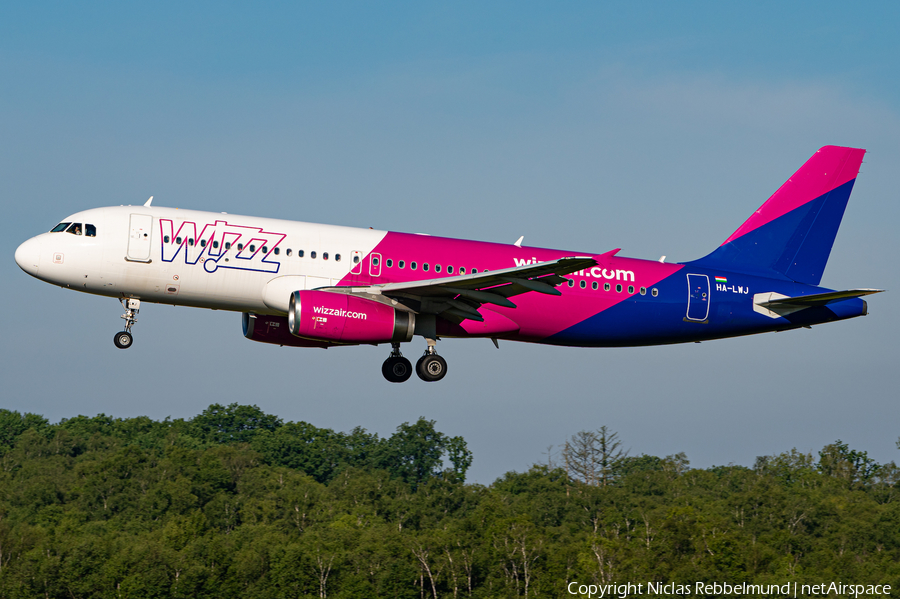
381;340;448;383
416;343;447;383
114;298;140;349
382;343;413;383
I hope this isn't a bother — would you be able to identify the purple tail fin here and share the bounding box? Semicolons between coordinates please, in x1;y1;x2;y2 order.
688;146;866;285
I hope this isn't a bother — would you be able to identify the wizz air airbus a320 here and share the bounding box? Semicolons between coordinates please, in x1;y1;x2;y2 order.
15;146;882;382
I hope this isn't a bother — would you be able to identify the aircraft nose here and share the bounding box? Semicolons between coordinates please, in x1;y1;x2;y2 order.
15;237;42;276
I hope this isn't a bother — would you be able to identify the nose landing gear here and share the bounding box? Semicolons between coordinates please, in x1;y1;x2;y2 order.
382;343;413;383
114;298;140;349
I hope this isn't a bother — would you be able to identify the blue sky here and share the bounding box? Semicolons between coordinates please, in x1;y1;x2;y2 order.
2;2;899;483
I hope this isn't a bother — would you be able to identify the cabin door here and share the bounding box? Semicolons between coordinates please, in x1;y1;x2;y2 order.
126;214;153;262
686;274;710;321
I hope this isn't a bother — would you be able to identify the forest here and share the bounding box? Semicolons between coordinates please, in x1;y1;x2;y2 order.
0;404;897;598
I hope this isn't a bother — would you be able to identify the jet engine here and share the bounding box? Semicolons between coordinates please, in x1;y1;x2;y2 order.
242;313;334;348
288;290;415;344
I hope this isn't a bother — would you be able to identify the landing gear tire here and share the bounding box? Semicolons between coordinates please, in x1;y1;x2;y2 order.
114;331;133;349
416;354;447;382
382;356;413;383
115;298;140;349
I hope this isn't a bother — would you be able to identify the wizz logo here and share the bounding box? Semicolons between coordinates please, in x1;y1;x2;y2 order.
159;219;286;274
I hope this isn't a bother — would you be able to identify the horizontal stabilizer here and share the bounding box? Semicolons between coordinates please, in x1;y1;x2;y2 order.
760;288;883;308
753;288;883;318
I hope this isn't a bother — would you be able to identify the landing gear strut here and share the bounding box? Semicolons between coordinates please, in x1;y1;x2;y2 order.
382;343;413;383
114;298;140;349
415;339;447;382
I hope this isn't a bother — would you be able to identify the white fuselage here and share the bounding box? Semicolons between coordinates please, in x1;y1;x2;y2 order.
15;205;387;315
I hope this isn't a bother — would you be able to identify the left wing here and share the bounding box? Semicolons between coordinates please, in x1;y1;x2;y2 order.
323;256;599;322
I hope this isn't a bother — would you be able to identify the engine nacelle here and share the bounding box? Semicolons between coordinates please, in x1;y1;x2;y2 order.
242;313;335;348
288;290;415;344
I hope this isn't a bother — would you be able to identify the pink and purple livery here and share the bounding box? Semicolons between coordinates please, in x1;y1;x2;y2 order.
14;146;882;382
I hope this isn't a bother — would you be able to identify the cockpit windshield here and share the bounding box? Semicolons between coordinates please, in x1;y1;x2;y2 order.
50;222;96;236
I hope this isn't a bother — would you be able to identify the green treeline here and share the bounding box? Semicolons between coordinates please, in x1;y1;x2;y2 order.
0;405;898;598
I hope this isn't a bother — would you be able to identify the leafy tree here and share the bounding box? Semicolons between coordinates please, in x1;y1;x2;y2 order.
0;410;48;454
190;403;282;444
754;448;816;485
381;418;449;489
3;408;900;598
251;420;350;483
818;439;881;487
446;435;473;483
617;453;666;476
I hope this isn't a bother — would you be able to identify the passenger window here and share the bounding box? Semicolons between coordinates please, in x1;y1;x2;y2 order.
651;288;659;297
213;240;219;249
386;259;393;267
616;284;622;293
435;265;441;273
372;257;379;266
177;237;183;244
51;222;70;233
423;263;429;271
249;244;255;252
323;252;329;260
274;247;279;255
286;249;292;257
592;281;598;290
471;268;477;274
568;279;574;287
640;287;646;295
311;251;317;259
263;246;269;253
85;224;96;237
604;283;610;291
353;255;360;264
398;260;405;269
411;262;417;270
66;223;82;235
164;235;171;243
580;280;586;289
299;250;305;257
189;238;195;246
459;267;465;274
237;243;243;250
628;285;635;294
447;265;453;274
225;242;231;250
200;239;207;247
335;254;341;262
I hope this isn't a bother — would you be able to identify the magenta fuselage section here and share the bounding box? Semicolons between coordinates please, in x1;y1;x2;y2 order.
335;232;685;344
